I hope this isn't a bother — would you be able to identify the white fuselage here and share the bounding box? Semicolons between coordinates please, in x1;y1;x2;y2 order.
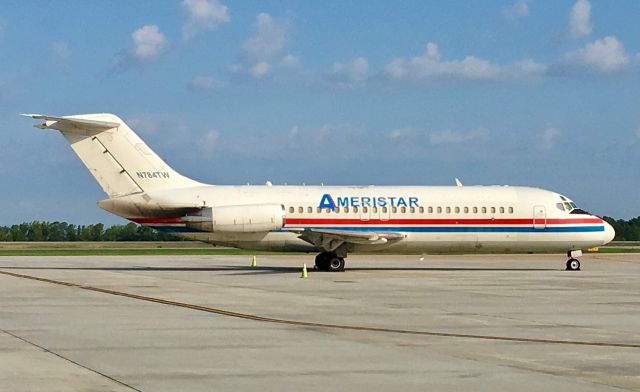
100;184;615;254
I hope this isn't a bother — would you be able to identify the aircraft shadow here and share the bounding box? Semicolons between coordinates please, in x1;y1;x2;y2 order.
0;265;558;274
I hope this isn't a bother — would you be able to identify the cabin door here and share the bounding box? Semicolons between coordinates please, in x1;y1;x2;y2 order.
533;206;547;229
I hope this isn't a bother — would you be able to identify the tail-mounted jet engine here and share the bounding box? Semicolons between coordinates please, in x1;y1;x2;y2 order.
184;204;285;233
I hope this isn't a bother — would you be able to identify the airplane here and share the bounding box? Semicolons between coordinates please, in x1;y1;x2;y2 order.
23;113;615;272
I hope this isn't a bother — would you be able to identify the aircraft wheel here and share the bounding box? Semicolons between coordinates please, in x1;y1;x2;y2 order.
565;258;581;271
327;257;345;272
315;252;332;271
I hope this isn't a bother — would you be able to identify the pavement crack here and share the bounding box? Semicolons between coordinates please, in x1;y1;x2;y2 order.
0;328;143;392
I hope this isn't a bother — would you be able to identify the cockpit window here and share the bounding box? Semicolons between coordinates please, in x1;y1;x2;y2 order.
558;196;590;215
570;208;591;215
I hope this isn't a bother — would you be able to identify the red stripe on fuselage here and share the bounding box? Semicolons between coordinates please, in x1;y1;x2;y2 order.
283;217;603;225
129;217;604;226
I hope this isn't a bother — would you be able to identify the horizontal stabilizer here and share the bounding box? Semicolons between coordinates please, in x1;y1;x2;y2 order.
21;113;120;132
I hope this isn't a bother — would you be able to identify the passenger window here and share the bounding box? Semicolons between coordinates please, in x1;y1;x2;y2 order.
307;206;312;213
508;207;514;214
317;207;321;213
446;207;451;214
464;207;469;213
420;207;425;213
335;207;340;213
373;207;378;213
427;207;432;213
344;206;350;213
400;207;406;213
482;207;487;213
437;207;442;214
499;207;505;213
326;208;331;213
491;207;496;214
454;207;460;213
473;207;478;213
382;207;387;213
363;206;368;213
410;207;415;213
289;206;294;213
353;207;359;213
392;207;398;213
298;207;303;213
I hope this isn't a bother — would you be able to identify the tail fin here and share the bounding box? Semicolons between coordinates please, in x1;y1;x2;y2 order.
22;113;201;197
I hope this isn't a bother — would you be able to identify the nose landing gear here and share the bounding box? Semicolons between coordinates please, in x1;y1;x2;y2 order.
565;250;582;271
566;258;581;271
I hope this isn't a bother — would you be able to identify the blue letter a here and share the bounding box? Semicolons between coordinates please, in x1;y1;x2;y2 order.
318;194;336;210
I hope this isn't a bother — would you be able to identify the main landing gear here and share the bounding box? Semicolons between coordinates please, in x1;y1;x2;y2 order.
315;252;345;272
565;250;582;271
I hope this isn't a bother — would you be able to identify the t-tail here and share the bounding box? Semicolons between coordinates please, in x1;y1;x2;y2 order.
22;113;201;197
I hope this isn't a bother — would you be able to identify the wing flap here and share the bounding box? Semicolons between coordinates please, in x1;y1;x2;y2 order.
285;228;405;250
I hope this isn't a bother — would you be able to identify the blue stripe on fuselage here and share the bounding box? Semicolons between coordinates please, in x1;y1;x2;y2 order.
151;225;604;234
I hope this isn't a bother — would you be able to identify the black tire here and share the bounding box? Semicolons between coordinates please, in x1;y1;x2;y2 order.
327;257;345;272
566;258;581;271
315;252;333;271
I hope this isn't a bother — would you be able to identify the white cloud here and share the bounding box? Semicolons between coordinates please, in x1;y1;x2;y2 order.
227;63;243;73
564;36;629;72
536;127;560;150
243;13;288;61
132;25;166;59
330;57;369;86
199;130;220;151
387;128;418;140
429;129;489;145
502;0;530;20
189;75;223;90
50;41;70;66
386;42;547;82
249;61;270;77
569;0;592;39
281;54;300;67
181;0;230;40
231;13;291;78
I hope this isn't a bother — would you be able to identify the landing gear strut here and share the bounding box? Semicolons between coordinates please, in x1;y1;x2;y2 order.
315;252;345;272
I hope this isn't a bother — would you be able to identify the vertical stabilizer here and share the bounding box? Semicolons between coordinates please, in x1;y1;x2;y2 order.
23;113;201;197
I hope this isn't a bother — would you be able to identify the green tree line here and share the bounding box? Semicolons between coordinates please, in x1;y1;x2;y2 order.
603;216;640;241
0;218;639;242
0;221;181;242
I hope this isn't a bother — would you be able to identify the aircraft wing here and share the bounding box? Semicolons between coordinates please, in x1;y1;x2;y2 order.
285;228;405;251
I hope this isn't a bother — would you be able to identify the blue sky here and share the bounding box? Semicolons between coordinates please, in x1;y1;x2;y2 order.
1;0;639;224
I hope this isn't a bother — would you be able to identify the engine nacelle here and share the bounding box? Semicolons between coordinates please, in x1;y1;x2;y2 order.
186;204;285;233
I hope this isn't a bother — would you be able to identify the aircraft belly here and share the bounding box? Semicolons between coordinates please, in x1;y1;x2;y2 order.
167;226;605;254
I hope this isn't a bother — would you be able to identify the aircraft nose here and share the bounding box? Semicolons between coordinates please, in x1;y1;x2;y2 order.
602;220;615;245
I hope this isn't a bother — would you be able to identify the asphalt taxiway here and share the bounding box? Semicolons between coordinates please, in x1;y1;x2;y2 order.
0;254;639;391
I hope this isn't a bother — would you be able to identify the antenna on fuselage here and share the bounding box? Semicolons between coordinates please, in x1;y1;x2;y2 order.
455;178;463;187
